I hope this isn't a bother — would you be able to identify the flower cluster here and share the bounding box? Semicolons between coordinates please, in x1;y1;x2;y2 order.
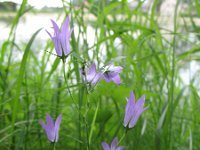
80;62;123;87
39;16;148;150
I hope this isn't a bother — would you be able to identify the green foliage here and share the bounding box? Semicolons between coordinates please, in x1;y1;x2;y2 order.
0;0;200;150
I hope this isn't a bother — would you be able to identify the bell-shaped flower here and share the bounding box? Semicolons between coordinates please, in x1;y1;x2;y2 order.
123;91;147;128
102;137;123;150
103;64;123;85
80;63;102;86
39;113;62;142
46;16;72;59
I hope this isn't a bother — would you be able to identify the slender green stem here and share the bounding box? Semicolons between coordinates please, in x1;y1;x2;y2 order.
53;142;56;150
168;1;180;149
85;91;90;150
62;61;82;149
62;61;79;111
118;128;128;146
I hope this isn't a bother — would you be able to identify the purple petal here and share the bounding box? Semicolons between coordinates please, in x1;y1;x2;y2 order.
102;142;110;150
111;137;118;149
91;72;102;85
132;96;145;115
60;33;71;56
88;63;96;75
129;106;148;128
46;128;55;142
116;146;124;150
108;65;123;74
61;16;70;35
128;111;142;128
128;95;146;128
46;114;56;142
103;73;112;82
111;74;121;85
123;104;133;127
123;92;135;127
51;19;60;36
86;63;97;82
52;37;62;56
39;120;46;130
60;16;72;56
55;114;62;142
50;20;62;56
46;114;54;129
103;72;118;80
129;92;135;104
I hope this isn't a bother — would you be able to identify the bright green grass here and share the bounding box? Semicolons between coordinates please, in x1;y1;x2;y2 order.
0;0;200;149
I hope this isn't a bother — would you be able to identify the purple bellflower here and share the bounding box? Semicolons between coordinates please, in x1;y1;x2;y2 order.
102;137;123;150
80;63;102;86
103;64;123;85
46;16;72;59
39;113;62;142
123;91;147;128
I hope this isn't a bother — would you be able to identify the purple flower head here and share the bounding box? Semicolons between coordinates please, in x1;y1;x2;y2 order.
102;137;123;150
123;91;147;128
103;64;123;85
39;113;62;142
80;63;102;86
46;16;72;58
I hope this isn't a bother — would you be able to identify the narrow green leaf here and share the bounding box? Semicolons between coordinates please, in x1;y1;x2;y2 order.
195;0;200;16
89;101;99;146
44;57;61;84
11;28;42;128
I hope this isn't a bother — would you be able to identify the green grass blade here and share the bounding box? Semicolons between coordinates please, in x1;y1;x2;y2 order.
89;100;99;147
11;28;42;131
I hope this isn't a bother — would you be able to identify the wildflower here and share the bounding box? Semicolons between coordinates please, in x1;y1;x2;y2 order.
102;137;123;150
46;16;72;59
103;64;123;85
80;63;102;86
123;91;147;128
39;113;62;142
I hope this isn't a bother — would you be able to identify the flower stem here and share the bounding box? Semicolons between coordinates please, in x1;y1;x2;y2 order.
85;91;90;150
63;62;79;111
52;142;56;150
118;128;128;146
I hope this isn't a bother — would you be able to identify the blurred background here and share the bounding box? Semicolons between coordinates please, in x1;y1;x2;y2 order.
0;0;200;150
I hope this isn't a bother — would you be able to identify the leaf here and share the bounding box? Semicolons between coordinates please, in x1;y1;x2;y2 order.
11;28;42;128
89;101;99;146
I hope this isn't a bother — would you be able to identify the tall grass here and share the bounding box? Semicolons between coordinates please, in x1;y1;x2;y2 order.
0;0;200;149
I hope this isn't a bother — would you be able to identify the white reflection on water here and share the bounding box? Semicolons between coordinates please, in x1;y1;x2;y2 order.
0;13;59;42
1;0;63;9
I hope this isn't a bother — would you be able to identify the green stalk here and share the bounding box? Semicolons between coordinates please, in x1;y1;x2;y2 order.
168;1;180;149
70;6;82;149
118;128;128;146
85;91;89;150
62;60;82;149
62;61;78;111
52;142;56;150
